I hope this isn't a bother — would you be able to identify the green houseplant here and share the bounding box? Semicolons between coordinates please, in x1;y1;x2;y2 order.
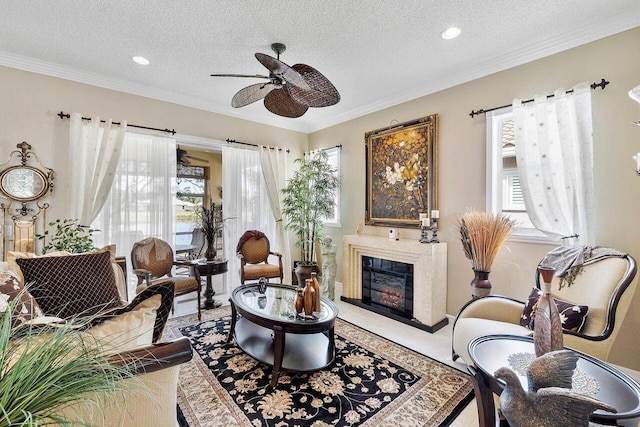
35;218;98;254
0;294;135;426
281;151;339;284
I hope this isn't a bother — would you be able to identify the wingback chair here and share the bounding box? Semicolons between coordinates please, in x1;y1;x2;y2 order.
131;237;203;320
237;230;283;284
452;247;638;365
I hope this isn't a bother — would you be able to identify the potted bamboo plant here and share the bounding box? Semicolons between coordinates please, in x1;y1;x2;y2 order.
281;151;339;285
458;210;516;299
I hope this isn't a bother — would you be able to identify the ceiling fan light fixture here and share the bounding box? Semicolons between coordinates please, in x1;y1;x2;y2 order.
211;43;340;118
132;56;150;65
440;26;461;40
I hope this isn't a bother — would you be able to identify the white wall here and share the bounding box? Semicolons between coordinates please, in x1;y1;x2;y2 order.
310;27;640;369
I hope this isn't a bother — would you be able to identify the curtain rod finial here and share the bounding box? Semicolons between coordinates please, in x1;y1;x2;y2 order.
591;79;609;90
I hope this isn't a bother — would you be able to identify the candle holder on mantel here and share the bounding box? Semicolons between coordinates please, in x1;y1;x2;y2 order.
430;218;440;243
419;225;430;243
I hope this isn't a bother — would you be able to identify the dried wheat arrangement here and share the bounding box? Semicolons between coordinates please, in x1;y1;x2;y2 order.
458;211;516;271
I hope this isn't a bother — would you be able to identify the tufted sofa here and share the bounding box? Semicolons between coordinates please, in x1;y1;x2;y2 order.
1;250;193;427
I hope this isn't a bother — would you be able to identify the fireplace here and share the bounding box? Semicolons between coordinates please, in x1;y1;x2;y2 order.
341;234;448;333
362;256;413;319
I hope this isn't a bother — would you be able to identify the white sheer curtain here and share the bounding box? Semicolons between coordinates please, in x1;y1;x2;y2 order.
513;82;594;244
222;146;277;290
68;113;126;225
92;132;177;295
259;145;291;281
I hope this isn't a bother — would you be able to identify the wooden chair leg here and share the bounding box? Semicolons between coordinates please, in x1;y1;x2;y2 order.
196;285;202;321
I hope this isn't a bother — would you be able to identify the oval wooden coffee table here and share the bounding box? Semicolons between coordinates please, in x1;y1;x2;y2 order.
228;283;338;387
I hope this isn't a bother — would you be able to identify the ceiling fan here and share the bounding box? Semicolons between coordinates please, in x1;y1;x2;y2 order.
210;43;340;118
177;146;208;165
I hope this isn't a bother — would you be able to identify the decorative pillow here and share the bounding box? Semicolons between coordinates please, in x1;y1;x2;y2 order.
0;270;44;323
520;287;589;332
90;279;175;343
7;250;70;283
84;294;161;352
16;251;123;319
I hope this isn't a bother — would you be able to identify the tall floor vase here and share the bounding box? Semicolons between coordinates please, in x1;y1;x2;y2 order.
470;269;491;299
294;263;316;288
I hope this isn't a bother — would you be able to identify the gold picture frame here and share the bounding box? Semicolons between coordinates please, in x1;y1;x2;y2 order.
365;115;438;227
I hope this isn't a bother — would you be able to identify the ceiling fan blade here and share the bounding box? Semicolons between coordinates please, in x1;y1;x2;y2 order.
210;73;270;79
177;147;188;162
255;53;310;90
264;88;308;118
288;64;341;108
186;155;209;163
231;82;275;107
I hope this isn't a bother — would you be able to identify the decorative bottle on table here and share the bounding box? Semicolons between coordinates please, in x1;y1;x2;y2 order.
533;266;563;357
310;272;321;314
295;288;304;314
303;279;315;316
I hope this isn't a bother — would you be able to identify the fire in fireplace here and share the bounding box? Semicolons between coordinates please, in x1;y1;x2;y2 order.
362;256;413;319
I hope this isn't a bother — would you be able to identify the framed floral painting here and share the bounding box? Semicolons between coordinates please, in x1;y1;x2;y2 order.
365;115;438;227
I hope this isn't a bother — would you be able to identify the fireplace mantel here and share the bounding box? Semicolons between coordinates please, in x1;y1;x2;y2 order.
342;234;447;332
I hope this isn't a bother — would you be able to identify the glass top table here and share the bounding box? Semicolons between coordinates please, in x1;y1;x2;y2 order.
468;334;640;427
229;283;338;387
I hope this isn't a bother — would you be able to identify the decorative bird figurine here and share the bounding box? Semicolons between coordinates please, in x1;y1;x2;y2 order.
495;350;617;427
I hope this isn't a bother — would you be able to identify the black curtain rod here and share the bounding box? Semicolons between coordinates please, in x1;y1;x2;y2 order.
225;139;290;153
468;78;610;118
318;144;342;152
58;111;176;135
306;144;343;155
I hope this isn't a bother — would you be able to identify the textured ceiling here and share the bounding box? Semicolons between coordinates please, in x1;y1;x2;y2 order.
1;1;640;133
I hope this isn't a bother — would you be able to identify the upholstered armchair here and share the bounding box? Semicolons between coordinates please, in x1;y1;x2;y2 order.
452;248;637;365
131;237;203;320
237;230;283;284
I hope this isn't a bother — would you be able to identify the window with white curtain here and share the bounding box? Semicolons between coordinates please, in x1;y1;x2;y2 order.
222;146;277;291
91;132;177;294
321;146;341;226
486;108;554;243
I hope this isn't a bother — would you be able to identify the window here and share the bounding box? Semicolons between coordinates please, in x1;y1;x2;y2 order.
176;163;207;247
486;108;555;243
322;146;341;226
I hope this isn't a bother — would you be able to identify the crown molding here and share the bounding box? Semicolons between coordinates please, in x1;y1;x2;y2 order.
0;10;638;135
306;13;640;133
0;51;310;134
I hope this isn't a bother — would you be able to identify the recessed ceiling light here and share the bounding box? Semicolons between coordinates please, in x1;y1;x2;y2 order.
440;26;461;40
132;56;150;65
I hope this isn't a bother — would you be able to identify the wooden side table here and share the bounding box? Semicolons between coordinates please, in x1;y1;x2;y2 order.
194;259;228;309
468;334;640;427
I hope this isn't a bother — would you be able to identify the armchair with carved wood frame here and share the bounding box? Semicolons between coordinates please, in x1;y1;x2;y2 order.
237;231;283;284
131;237;203;320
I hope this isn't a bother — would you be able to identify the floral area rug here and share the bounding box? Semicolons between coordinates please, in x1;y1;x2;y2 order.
167;306;473;427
